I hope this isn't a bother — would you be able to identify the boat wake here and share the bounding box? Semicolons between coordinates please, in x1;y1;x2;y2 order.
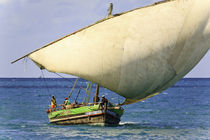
119;121;178;129
119;121;139;126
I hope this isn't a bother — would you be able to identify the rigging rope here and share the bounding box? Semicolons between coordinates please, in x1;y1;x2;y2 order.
53;72;75;84
74;89;81;103
86;82;93;103
82;82;90;103
53;72;91;103
23;57;28;72
68;78;79;99
53;72;87;90
41;70;50;94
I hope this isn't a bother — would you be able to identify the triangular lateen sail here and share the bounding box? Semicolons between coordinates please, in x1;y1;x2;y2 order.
12;0;210;104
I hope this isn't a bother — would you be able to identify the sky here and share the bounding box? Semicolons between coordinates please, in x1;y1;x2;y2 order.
0;0;209;78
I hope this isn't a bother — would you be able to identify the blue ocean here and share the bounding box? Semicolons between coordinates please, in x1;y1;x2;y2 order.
0;78;210;139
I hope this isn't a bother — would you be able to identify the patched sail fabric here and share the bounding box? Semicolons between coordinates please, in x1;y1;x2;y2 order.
13;0;210;104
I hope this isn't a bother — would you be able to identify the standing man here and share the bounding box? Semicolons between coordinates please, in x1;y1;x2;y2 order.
51;95;57;111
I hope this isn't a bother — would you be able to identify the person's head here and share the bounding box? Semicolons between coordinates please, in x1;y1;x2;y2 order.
65;97;68;100
102;95;105;98
52;95;55;98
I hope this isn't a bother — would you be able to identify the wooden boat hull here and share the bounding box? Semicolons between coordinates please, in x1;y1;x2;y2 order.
49;110;121;125
47;104;124;125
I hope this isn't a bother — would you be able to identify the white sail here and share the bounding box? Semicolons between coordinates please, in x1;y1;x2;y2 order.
14;0;210;104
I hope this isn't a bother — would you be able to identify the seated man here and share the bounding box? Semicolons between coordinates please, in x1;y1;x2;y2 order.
99;95;108;110
64;97;70;105
63;97;70;109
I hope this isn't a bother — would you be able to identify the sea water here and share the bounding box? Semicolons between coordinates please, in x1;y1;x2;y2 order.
0;78;210;140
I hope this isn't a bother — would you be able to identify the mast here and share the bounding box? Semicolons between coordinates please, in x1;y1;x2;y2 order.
93;84;100;104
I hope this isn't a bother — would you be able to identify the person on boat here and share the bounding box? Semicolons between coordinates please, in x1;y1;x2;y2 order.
62;97;70;109
100;95;108;110
51;95;57;111
64;97;70;105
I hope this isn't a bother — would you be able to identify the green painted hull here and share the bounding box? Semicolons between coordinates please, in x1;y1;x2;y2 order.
48;105;100;119
47;104;124;125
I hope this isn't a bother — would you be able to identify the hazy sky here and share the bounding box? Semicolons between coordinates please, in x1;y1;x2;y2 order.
0;0;209;78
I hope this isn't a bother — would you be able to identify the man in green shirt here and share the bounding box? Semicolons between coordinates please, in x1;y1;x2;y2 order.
64;97;70;105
